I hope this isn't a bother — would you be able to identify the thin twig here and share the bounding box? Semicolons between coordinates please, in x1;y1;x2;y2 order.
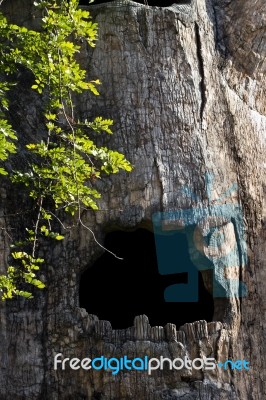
32;197;43;258
44;209;76;230
78;206;123;260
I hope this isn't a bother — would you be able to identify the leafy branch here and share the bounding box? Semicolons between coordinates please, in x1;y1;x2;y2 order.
0;0;132;300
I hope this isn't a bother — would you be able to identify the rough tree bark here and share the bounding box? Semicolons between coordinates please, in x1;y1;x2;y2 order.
0;0;265;399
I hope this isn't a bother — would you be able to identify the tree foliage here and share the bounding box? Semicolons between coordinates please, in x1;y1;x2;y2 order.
0;0;132;300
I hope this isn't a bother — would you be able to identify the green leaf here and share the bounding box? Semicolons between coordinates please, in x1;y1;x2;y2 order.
12;251;27;259
40;225;49;236
15;290;34;298
30;279;45;289
0;167;8;175
55;235;64;240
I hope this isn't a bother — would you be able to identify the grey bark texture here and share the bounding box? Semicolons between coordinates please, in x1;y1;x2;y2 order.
0;0;265;399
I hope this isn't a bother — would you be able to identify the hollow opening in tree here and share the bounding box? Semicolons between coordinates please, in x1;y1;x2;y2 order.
79;228;214;329
79;0;192;7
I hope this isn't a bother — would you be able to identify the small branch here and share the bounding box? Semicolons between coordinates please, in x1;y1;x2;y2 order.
78;201;123;260
0;228;13;240
32;197;43;258
44;209;76;230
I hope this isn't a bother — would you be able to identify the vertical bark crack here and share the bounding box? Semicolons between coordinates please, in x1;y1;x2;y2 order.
153;157;164;211
195;22;207;121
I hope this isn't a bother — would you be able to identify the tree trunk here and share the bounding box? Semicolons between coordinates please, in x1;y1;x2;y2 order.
0;0;265;399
